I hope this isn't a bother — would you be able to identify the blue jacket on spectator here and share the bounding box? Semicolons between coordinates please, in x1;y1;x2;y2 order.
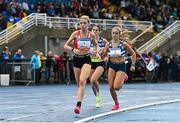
13;53;24;62
0;52;10;64
30;54;40;69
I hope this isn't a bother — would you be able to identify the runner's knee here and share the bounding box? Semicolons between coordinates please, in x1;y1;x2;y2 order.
79;79;86;87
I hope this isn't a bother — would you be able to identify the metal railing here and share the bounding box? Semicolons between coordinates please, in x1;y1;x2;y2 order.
0;13;152;46
46;16;152;30
0;60;35;86
137;21;180;53
7;62;35;85
0;13;38;45
131;26;153;44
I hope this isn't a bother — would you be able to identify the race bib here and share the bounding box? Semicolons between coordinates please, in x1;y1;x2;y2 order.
78;38;91;49
108;48;123;57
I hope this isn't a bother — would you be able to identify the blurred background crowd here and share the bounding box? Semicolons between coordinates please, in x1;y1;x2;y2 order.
0;0;180;32
0;46;179;85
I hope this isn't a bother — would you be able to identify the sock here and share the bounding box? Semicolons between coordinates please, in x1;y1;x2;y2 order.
76;101;81;107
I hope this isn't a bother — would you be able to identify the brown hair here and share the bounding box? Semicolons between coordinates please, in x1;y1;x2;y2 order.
93;25;101;31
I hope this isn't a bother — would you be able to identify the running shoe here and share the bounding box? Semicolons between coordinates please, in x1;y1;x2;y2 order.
111;104;120;110
96;92;102;108
74;106;80;114
124;74;128;81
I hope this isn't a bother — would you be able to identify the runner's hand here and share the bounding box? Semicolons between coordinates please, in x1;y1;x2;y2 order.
130;66;135;72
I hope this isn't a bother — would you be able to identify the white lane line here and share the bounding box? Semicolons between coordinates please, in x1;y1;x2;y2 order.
0;92;75;98
0;106;27;111
2;105;74;121
1;95;95;121
0;92;177;105
0;98;41;105
1;92;178;112
0;95;77;105
0;94;76;105
2;86;180;122
74;99;180;123
2;96;180;122
1;95;101;121
0;96;77;111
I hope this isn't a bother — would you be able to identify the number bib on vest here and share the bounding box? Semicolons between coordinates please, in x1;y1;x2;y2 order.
78;38;91;49
108;48;124;57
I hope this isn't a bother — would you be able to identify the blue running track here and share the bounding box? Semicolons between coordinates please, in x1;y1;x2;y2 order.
0;82;180;123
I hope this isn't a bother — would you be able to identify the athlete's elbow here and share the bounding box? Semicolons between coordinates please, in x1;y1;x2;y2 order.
132;52;136;58
63;44;67;50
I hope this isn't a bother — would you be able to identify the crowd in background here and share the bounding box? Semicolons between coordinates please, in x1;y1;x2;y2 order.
0;46;180;85
0;0;180;32
131;51;180;82
0;47;74;85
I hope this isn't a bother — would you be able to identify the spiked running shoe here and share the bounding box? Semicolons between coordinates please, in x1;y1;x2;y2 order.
96;92;102;108
74;106;80;114
124;74;128;81
112;104;120;110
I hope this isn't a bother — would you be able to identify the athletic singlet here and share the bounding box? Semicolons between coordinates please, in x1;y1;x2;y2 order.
74;30;92;49
108;40;126;57
98;37;106;50
90;37;105;62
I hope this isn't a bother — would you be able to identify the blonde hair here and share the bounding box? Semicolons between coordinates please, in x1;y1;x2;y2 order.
80;15;90;23
34;50;40;55
121;29;133;47
122;29;129;36
122;30;130;40
112;26;122;35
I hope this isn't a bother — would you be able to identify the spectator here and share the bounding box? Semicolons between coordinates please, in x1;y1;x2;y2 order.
167;55;176;81
61;51;69;83
151;52;161;82
53;54;63;83
159;54;168;81
15;0;22;10
10;0;16;15
7;15;14;27
0;13;7;31
58;3;66;17
13;49;24;83
22;0;29;13
174;52;180;81
45;51;54;83
47;2;55;16
13;49;24;62
0;46;11;62
0;46;11;74
29;4;36;13
41;1;47;13
30;50;41;84
39;51;46;83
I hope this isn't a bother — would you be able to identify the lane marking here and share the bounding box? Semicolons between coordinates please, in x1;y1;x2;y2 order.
0;106;27;111
74;99;180;123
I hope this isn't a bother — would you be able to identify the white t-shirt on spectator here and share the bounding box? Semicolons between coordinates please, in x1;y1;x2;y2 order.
22;1;29;11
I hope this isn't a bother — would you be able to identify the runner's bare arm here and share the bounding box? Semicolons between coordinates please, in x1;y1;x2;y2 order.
64;31;77;51
91;32;100;52
124;42;136;64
